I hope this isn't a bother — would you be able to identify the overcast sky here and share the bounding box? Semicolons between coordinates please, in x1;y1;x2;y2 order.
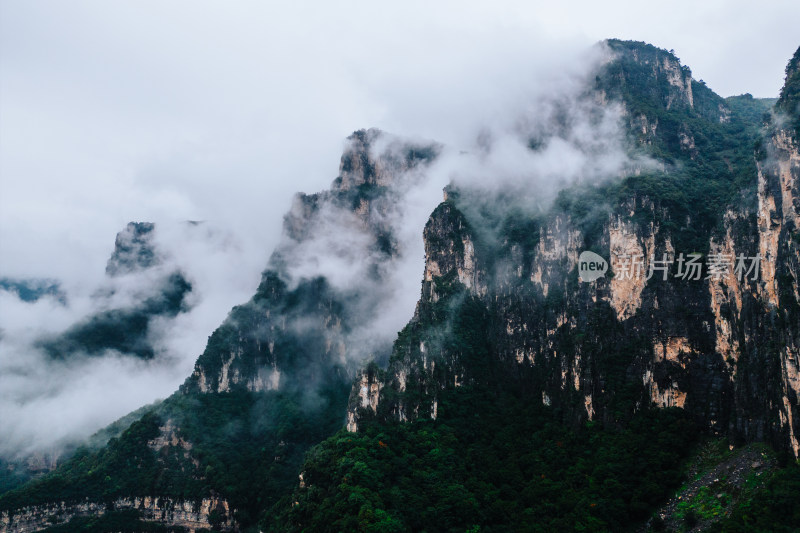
1;1;798;286
0;0;797;455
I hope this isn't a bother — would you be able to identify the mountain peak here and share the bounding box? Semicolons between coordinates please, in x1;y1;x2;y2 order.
105;221;158;277
778;46;800;132
4;40;800;533
600;38;696;112
332;128;439;192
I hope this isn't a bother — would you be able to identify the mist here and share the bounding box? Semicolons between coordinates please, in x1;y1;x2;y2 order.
1;1;797;461
264;43;646;380
0;221;265;458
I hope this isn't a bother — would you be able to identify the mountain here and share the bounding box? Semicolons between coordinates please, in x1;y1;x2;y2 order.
105;222;160;277
1;40;799;533
286;41;800;532
0;279;64;304
344;39;798;452
0;222;194;498
0;130;441;532
32;222;193;361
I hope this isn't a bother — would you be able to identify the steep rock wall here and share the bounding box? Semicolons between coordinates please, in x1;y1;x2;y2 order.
0;496;233;533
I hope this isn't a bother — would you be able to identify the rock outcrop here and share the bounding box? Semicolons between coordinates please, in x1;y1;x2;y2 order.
4;40;799;533
346;42;800;458
183;129;439;396
0;496;234;533
105;222;159;277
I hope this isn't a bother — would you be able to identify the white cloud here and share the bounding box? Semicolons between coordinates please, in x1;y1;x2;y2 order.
0;220;267;457
2;2;796;281
0;0;797;456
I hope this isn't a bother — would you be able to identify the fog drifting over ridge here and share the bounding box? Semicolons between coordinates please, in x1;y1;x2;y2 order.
0;38;631;458
0;222;261;457
2;2;798;286
1;1;798;458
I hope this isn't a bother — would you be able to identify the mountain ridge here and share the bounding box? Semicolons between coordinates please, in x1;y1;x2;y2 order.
2;39;799;533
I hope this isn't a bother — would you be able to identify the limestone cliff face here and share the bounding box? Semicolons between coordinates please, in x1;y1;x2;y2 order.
0;496;234;533
105;222;158;276
753;123;800;454
335;128;437;193
0;129;441;531
421;202;487;298
606;202;657;321
346;46;800;456
184;129;439;396
602;39;732;152
698;110;800;454
529;214;581;299
347;174;796;451
349;188;731;435
346;365;384;432
184;270;348;395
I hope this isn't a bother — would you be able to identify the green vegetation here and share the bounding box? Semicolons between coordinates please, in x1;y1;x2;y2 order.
0;458;32;496
710;464;800;532
0;413;171;511
38;272;192;360
777;46;800;136
639;438;800;531
589;40;775;254
0;387;349;530
674;485;731;524
272;391;697;532
168;387;350;526
725;94;775;128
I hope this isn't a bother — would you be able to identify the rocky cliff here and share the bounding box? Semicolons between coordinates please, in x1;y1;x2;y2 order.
1;496;233;533
2;40;798;533
346;41;800;459
183;128;439;396
36;221;193;361
105;221;159;276
0;129;440;532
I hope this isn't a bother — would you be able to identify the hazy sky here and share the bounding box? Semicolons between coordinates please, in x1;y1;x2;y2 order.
1;1;798;287
0;0;797;455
